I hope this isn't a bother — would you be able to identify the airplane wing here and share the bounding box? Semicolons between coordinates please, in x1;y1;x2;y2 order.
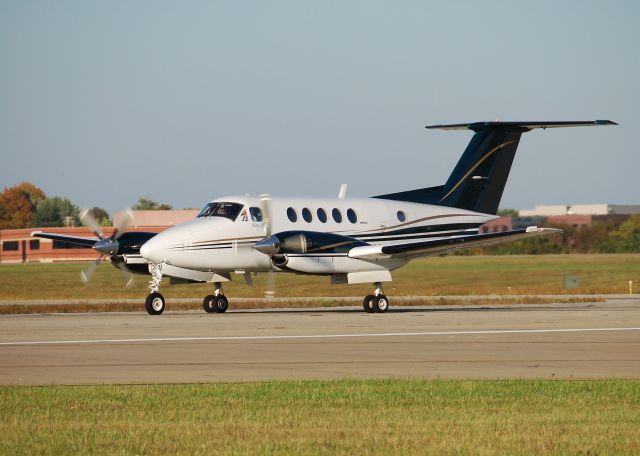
31;231;99;247
348;227;561;260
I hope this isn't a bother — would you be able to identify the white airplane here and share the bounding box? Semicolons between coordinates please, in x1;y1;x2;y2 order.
33;120;616;315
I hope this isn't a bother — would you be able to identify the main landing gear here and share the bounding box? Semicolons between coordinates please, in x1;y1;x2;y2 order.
362;282;389;313
203;282;229;313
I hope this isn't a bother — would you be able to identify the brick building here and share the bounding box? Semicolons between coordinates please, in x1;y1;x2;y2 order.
0;209;201;264
0;226;167;264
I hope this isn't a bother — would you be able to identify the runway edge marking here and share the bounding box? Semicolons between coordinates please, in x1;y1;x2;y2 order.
2;327;640;346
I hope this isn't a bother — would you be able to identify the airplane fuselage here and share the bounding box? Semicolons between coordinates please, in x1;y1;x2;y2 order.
140;195;496;275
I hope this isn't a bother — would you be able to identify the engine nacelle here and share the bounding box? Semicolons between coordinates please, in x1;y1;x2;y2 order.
255;230;368;256
271;254;289;268
255;230;406;275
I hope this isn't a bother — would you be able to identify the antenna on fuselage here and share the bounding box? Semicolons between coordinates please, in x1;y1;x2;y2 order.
338;184;348;199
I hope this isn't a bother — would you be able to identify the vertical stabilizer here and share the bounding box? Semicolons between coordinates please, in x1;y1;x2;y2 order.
374;120;616;215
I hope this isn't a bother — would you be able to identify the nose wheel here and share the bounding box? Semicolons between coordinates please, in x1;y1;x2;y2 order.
145;292;165;315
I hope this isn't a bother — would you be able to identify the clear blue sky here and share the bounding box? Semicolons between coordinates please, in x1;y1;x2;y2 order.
1;1;638;213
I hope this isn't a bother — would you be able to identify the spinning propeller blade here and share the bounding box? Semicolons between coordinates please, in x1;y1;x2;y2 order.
112;208;134;240
114;260;135;288
258;194;276;298
80;257;102;284
259;194;272;236
79;208;104;240
265;270;276;299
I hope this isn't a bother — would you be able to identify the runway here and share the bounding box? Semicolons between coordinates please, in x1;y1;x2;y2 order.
1;297;639;384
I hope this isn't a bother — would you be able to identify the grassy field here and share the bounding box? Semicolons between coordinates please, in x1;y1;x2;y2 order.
1;379;638;455
0;254;638;302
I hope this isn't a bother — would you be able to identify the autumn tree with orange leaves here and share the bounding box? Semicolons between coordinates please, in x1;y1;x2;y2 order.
0;182;46;229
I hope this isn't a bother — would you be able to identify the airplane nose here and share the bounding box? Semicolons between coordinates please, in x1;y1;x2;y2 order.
140;237;161;263
140;240;152;260
140;224;190;264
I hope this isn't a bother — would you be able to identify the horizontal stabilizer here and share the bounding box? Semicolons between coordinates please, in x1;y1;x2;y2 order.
425;120;617;131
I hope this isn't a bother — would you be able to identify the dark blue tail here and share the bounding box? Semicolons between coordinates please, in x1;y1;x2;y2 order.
374;120;616;215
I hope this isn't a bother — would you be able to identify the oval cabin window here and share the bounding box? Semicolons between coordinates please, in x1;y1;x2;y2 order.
302;208;313;223
287;207;298;223
347;208;358;224
397;211;407;222
317;208;328;223
332;208;343;223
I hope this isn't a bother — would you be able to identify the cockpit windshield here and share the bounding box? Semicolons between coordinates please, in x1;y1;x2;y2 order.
196;202;244;221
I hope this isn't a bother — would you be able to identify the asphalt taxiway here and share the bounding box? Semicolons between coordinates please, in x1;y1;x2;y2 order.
0;297;639;385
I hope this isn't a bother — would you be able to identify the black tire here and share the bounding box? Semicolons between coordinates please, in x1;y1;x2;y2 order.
145;292;165;315
363;294;375;313
372;295;389;313
203;295;217;313
215;296;229;313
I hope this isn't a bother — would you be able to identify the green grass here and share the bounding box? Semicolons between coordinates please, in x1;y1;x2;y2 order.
1;379;639;455
0;254;638;301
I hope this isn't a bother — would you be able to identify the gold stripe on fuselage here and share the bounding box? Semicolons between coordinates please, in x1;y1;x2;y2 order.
438;141;515;203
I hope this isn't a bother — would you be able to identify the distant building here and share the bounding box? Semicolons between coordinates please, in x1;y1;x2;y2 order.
480;216;512;234
519;204;640;217
480;216;547;234
113;210;199;229
1;210;202;264
545;214;631;228
0;226;166;264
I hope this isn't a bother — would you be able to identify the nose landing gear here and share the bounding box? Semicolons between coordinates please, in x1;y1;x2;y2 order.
203;282;229;313
363;282;389;313
145;263;165;315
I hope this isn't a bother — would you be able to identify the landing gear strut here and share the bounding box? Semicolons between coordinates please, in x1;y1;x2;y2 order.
203;282;229;314
145;263;165;315
363;282;389;313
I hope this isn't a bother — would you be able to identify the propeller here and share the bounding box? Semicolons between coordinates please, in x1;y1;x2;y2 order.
79;208;104;240
79;207;135;287
259;194;276;298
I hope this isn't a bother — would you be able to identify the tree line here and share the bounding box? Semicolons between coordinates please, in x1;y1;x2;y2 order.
465;216;640;254
1;182;638;253
0;182;173;229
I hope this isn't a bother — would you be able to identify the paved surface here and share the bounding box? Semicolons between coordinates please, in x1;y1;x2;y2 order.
0;297;639;385
0;294;633;307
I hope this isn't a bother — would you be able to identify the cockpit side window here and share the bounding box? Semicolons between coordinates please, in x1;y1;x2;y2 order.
249;207;263;222
196;202;244;221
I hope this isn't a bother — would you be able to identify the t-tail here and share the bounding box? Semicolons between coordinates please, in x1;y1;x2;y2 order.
374;120;617;215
